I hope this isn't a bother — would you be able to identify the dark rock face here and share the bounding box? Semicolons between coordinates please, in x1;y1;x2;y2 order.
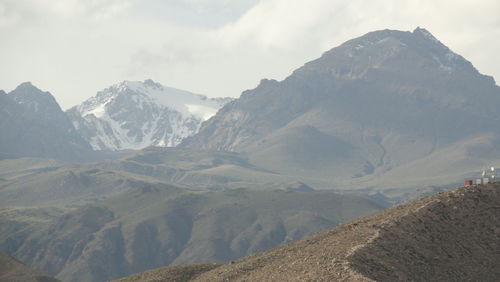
0;83;94;162
182;28;500;185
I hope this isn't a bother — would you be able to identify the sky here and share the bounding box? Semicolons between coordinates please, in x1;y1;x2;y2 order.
1;0;499;109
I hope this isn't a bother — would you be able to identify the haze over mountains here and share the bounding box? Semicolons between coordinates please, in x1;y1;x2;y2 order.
1;27;499;282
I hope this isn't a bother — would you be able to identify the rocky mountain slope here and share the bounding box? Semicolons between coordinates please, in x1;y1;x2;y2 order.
182;28;500;192
118;183;499;282
0;252;60;282
67;79;232;151
5;186;381;282
0;83;95;162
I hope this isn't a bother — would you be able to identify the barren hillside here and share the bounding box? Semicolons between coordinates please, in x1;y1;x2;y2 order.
117;183;499;281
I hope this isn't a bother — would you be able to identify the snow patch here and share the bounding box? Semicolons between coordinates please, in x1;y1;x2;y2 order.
186;104;218;120
87;103;106;118
123;80;222;120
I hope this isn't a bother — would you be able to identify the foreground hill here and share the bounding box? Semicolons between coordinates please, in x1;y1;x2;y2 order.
118;183;499;281
182;28;500;192
0;253;60;282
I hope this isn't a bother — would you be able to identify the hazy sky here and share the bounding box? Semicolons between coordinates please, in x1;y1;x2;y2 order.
1;0;499;109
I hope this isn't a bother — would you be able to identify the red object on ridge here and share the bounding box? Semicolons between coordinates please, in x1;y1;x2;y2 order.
464;180;473;186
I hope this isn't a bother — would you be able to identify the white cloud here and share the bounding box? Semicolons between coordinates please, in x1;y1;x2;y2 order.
0;0;499;109
215;0;341;48
20;0;130;19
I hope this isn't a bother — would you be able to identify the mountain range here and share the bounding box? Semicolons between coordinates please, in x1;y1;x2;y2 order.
1;27;499;282
0;79;232;161
2;28;498;192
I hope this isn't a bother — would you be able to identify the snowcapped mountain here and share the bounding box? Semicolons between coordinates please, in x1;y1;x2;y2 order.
67;79;233;151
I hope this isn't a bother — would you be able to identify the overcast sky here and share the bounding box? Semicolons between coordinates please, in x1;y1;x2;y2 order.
1;0;499;109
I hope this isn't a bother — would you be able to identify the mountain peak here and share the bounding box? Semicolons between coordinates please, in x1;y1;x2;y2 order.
1;83;93;161
68;80;233;150
412;26;439;41
117;79;163;93
296;27;479;82
15;81;36;89
18;81;33;86
9;82;61;113
143;78;162;88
